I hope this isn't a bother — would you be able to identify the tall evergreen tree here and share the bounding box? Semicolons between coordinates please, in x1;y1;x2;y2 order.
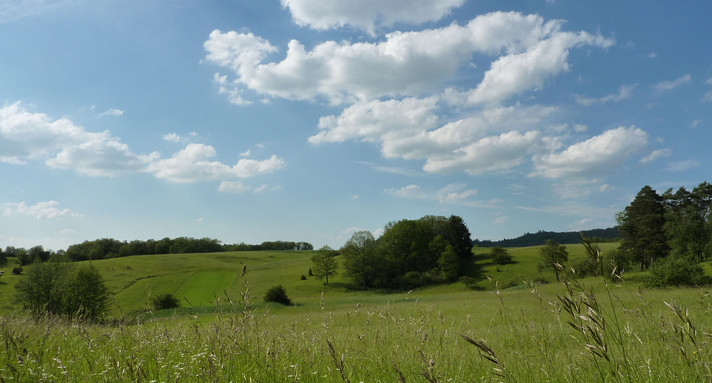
618;185;668;270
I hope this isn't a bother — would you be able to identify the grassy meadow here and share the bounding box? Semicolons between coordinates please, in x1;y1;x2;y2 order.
1;245;712;381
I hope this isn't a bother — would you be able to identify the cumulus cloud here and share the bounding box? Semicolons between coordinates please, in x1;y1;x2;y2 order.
652;74;691;91
531;126;648;178
311;98;555;175
385;183;481;206
3;201;81;220
98;108;124;118
575;84;636;106
1;102;286;185
0;102;153;176
205;12;613;105
0;0;71;23
640;148;672;164
147;143;285;183
281;0;465;34
666;160;700;172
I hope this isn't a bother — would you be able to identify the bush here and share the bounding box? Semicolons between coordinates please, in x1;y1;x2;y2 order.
11;267;22;275
644;256;709;287
264;285;292;305
300;274;307;280
151;293;180;310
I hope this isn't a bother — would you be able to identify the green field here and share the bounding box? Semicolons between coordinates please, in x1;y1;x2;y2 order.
1;246;711;381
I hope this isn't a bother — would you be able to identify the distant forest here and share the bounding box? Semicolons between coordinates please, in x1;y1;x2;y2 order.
473;227;620;248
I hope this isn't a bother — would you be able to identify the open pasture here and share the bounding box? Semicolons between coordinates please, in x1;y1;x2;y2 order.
1;247;712;381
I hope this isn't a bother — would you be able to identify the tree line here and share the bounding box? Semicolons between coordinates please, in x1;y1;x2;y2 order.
62;238;313;261
616;182;712;286
473;227;619;248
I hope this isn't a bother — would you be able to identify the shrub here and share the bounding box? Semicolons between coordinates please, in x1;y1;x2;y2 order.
152;293;180;310
300;274;307;280
264;285;292;305
644;256;709;287
11;267;22;275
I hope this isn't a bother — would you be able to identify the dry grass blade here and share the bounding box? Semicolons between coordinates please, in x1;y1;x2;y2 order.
326;339;350;383
393;362;407;383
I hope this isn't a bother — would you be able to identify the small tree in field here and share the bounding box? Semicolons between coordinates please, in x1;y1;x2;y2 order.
490;247;513;265
539;240;568;282
311;246;338;285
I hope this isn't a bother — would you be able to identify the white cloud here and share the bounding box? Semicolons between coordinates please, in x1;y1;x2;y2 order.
311;98;555;175
575;84;636;106
0;102;152;176
0;0;71;23
531;126;648;178
385;184;428;199
239;149;251;157
652;74;691;91
46;133;157;177
464;31;613;105
640;148;672;164
281;0;465;34
98;108;124;118
705;77;712;86
494;216;509;224
552;178;606;199
666;160;700;172
569;218;593;230
702;91;712;103
205;12;613;105
385;183;482;207
147;143;285;183
309;97;439;149
3;201;81;220
425;130;540;175
163;133;183;142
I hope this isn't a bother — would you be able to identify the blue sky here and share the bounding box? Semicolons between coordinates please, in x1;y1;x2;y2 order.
1;0;710;250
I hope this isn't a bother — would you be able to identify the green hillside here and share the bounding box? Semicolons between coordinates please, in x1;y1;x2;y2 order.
0;242;634;316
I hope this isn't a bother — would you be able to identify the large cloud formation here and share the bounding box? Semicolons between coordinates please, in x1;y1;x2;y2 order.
205;8;652;182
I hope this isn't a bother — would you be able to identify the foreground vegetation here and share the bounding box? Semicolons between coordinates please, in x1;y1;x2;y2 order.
1;276;711;382
0;246;711;381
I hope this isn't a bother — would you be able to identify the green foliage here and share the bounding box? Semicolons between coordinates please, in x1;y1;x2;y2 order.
14;260;111;321
490;246;513;265
352;215;472;289
263;284;292;305
474;227;620;247
341;231;377;289
618;185;669;269
662;183;712;262
311;247;339;285
152;293;180;310
644;256;709;287
539;240;569;282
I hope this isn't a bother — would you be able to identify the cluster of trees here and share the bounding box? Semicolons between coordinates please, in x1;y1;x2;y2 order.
618;183;712;286
14;257;111;321
473;227;619;248
64;237;314;261
1;245;62;266
336;215;473;289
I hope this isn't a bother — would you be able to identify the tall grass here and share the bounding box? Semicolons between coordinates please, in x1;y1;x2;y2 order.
1;270;712;382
